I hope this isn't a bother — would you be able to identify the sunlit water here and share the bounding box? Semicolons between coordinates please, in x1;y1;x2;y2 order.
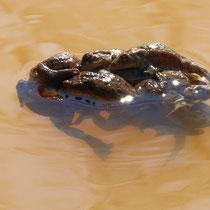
1;0;210;209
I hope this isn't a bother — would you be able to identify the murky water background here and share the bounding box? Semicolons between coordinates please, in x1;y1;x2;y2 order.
1;0;210;209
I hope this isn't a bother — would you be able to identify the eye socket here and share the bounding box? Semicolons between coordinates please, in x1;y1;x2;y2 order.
120;54;129;63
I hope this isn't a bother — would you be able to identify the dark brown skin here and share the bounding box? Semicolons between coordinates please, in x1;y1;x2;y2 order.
135;79;168;95
61;71;137;101
136;71;183;94
30;50;125;86
80;49;124;72
133;69;210;115
29;44;210;108
30;52;81;86
157;71;209;86
127;70;193;93
80;49;149;86
110;43;209;79
183;85;210;100
135;70;208;95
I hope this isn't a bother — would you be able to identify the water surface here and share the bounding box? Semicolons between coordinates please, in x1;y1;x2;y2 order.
1;0;210;209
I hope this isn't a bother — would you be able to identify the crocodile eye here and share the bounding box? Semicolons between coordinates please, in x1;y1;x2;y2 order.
120;54;129;63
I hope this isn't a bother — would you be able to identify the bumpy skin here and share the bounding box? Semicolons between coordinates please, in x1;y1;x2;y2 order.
134;69;210;114
80;49;150;86
29;44;210;110
183;85;210;100
61;71;137;101
30;52;81;86
135;70;209;96
80;49;124;72
110;43;209;79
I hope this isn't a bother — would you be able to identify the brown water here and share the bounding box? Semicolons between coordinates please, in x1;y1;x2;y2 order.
1;0;210;209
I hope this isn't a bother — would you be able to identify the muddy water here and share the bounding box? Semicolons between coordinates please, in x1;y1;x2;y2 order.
1;0;210;209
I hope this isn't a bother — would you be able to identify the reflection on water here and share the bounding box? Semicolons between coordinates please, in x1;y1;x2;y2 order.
16;79;210;162
1;0;210;209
